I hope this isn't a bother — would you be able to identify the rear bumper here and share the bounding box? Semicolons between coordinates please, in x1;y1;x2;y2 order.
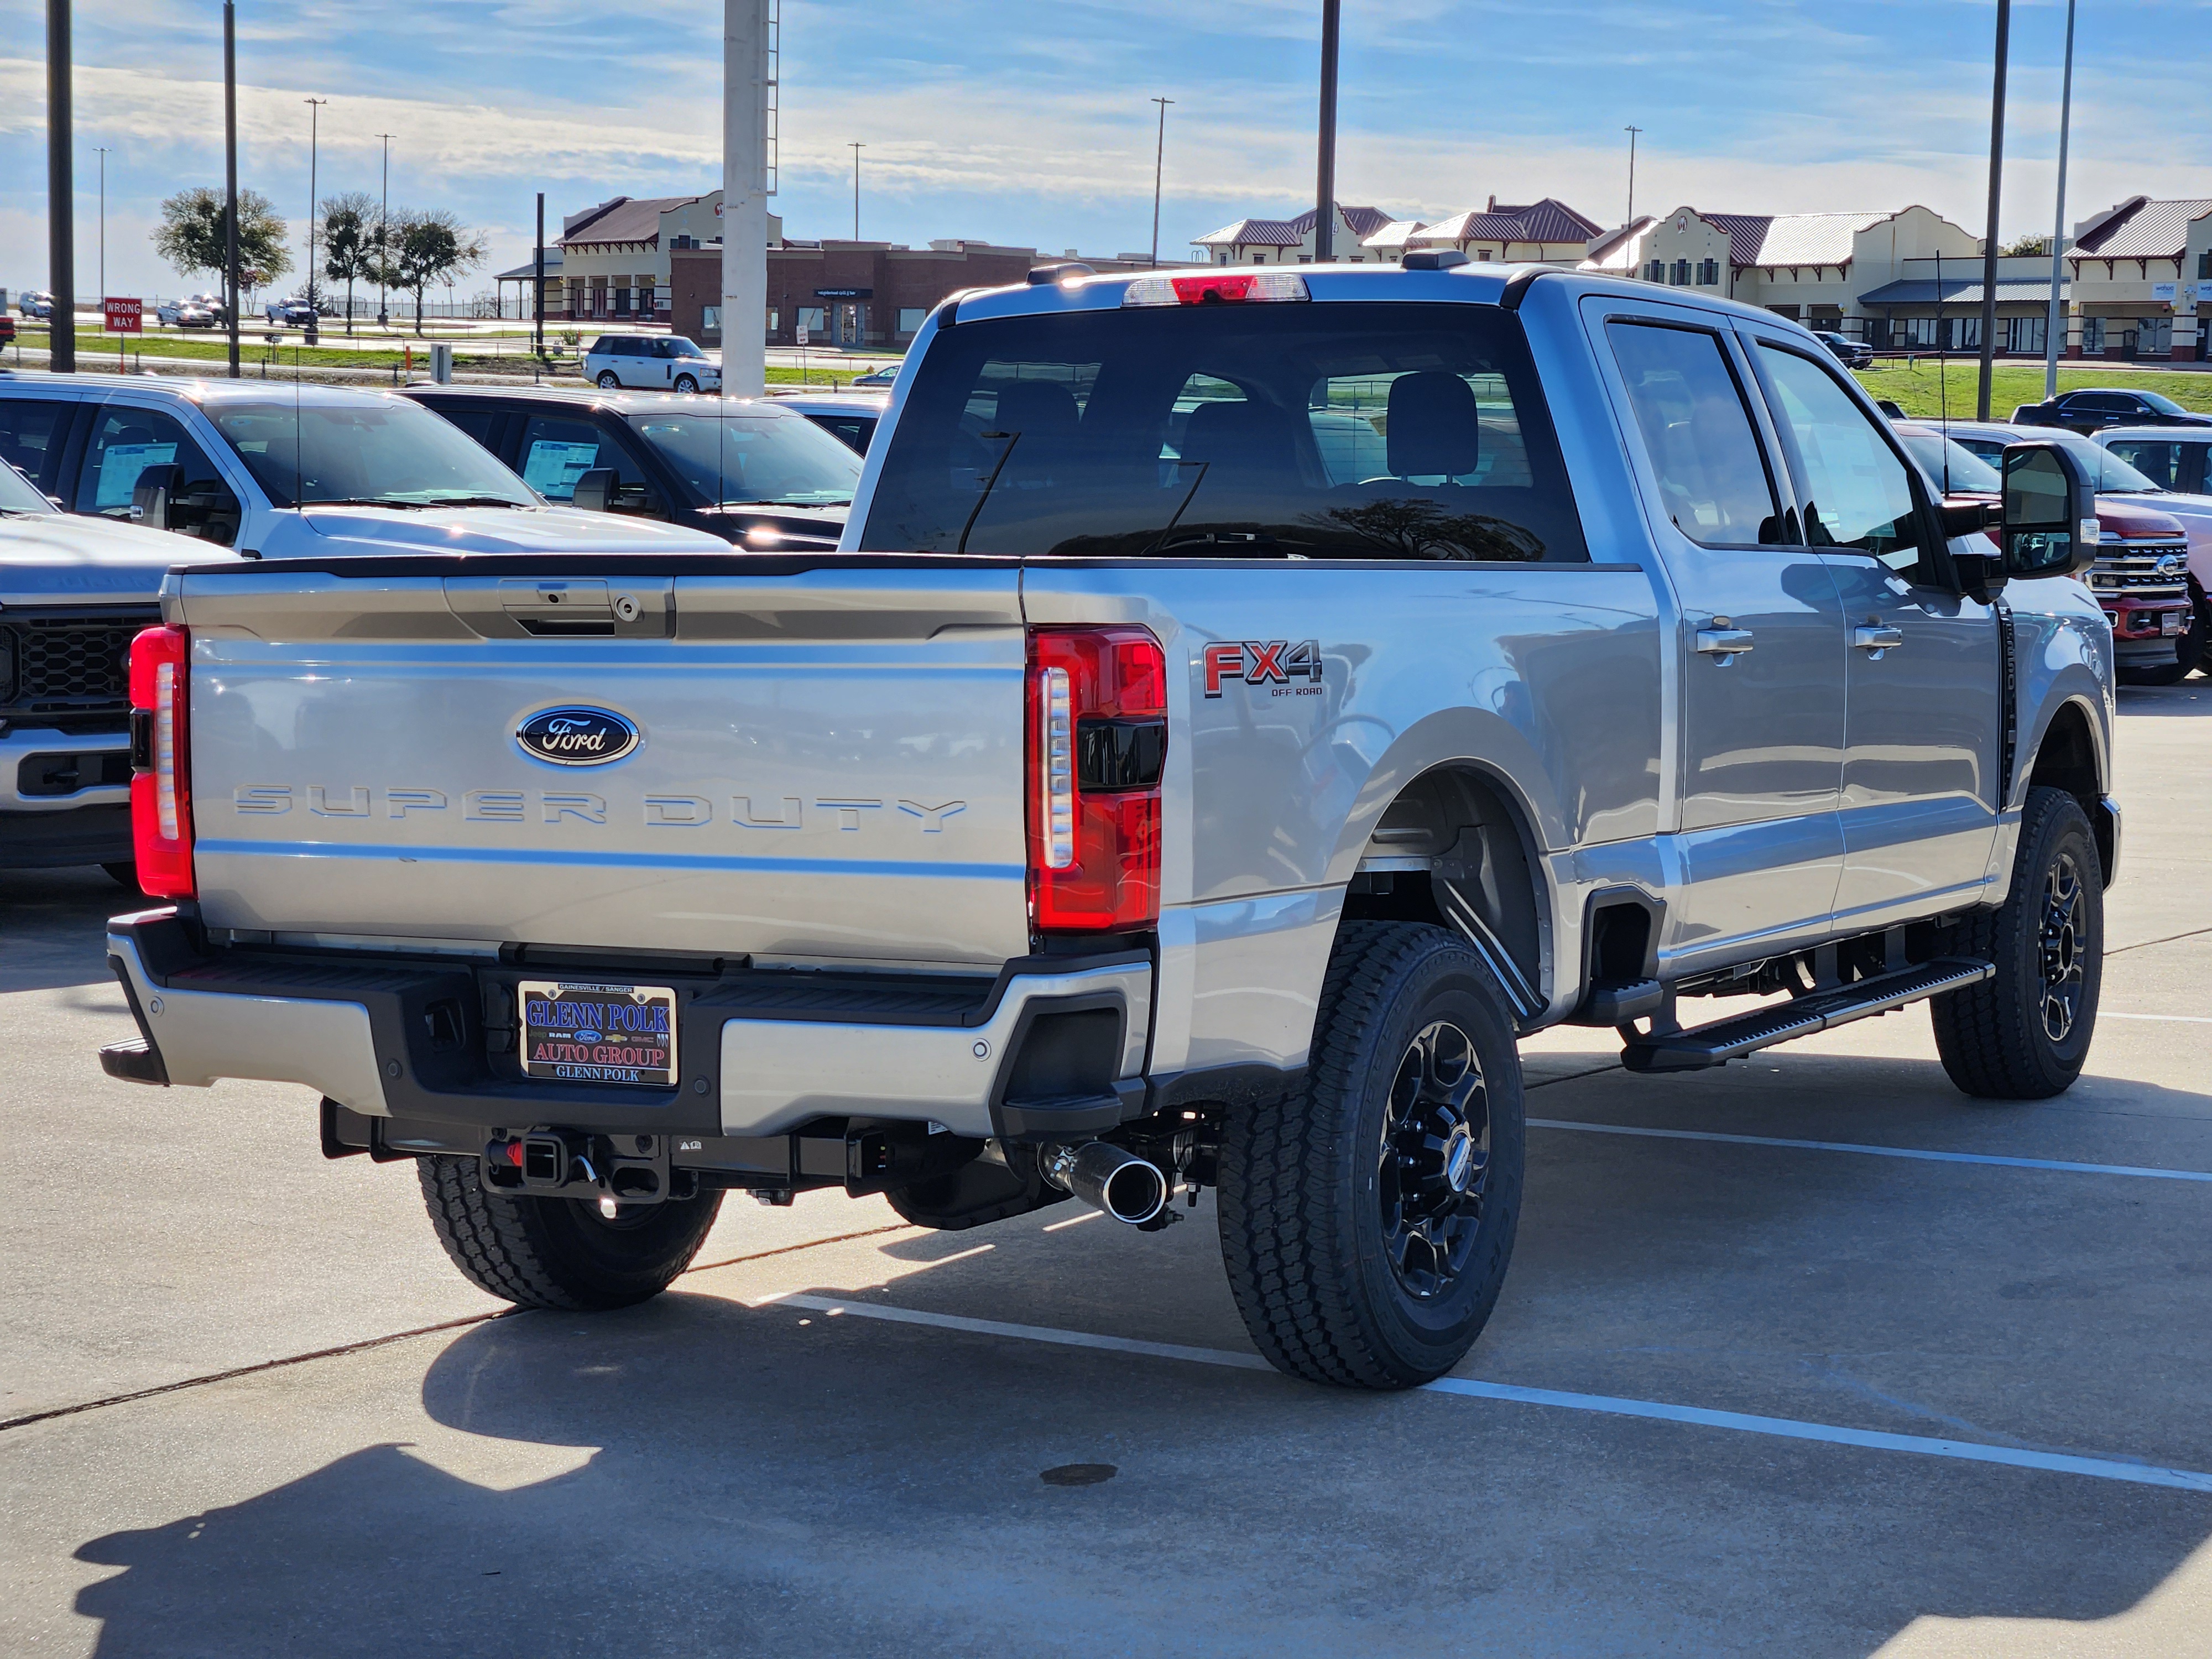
101;910;1154;1144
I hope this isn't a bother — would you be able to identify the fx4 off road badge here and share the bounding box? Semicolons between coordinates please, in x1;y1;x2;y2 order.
1202;639;1324;697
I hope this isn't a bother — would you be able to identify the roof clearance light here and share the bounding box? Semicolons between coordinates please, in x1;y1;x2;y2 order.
1121;271;1312;307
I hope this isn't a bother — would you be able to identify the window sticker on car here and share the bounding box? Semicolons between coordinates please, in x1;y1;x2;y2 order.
95;443;179;509
522;440;602;498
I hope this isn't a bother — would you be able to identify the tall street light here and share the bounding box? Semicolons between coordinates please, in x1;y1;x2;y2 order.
375;133;395;328
1313;0;1340;262
2043;0;2076;400
1975;0;2011;419
302;97;327;323
46;0;75;372
849;140;865;241
1149;96;1173;269
94;144;109;307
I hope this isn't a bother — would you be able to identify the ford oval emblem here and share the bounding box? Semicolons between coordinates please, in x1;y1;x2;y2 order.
516;706;639;766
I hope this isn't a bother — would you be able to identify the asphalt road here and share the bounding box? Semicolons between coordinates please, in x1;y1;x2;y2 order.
2;683;2206;1658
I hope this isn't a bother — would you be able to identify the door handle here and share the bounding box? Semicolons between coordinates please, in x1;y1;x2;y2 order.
1694;627;1756;657
1853;624;1905;654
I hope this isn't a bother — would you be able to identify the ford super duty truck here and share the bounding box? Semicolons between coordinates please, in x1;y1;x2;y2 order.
97;262;2117;1390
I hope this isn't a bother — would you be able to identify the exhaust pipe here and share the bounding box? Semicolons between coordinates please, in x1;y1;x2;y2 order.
1039;1141;1168;1226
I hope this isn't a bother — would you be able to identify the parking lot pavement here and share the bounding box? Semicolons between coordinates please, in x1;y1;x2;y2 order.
3;686;2206;1657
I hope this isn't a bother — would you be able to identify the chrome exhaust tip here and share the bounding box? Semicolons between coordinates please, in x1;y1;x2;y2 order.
1039;1141;1168;1226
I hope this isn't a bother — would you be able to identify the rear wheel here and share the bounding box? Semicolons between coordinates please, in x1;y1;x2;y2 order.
418;1156;722;1311
1929;785;2103;1099
596;370;620;389
1216;922;1524;1389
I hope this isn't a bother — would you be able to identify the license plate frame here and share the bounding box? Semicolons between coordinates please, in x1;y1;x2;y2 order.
518;979;680;1088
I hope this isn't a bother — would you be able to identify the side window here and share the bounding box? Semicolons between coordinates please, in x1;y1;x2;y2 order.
2105;440;2180;489
587;336;614;357
517;415;644;503
0;398;75;495
1606;320;1782;547
74;406;241;543
1753;343;1926;572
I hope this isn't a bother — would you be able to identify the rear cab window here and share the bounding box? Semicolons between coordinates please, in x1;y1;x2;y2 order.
859;300;1587;561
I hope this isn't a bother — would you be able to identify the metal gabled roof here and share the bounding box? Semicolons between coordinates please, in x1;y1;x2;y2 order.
2065;196;2212;261
1412;198;1601;248
1705;211;1891;268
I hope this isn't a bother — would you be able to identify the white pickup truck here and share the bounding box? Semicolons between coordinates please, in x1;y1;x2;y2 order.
96;263;2116;1389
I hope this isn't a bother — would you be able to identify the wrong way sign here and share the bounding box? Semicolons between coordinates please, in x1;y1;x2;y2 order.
103;296;143;334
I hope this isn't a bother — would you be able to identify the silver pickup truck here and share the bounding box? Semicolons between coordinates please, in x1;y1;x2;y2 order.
98;263;2116;1390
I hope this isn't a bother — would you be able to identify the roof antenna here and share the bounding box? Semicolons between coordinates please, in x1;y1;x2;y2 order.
1935;247;1949;495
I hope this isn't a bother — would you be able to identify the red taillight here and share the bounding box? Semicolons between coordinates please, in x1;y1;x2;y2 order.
1026;627;1166;934
128;625;195;898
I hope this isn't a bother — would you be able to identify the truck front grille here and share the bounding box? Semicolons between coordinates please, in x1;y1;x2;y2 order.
2088;545;2191;599
0;606;161;725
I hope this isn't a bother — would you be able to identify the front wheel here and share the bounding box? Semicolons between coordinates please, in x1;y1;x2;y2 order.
673;373;699;394
418;1156;722;1311
596;370;620;389
1929;785;2103;1099
1217;922;1525;1389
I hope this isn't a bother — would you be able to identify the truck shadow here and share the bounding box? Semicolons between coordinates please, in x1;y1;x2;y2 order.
65;1185;2212;1658
0;865;138;993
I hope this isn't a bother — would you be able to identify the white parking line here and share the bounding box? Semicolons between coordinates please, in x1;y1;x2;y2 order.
773;1295;2212;1495
2104;1011;2212;1025
1527;1118;2212;1183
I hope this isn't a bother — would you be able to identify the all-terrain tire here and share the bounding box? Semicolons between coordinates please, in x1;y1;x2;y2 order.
1216;921;1525;1389
417;1156;723;1311
1929;785;2103;1099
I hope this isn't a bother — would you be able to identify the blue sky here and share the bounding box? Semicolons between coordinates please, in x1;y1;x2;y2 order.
2;0;2206;301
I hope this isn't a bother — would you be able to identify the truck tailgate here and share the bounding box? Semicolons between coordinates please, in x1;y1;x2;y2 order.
173;562;1030;966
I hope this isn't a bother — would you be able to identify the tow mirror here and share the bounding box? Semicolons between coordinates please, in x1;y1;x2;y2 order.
571;467;615;513
2000;441;2098;579
130;465;184;531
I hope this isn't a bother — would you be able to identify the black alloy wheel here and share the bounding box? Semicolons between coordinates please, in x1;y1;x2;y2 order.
1931;785;2103;1098
1377;1019;1491;1300
2037;853;2088;1045
1217;921;1525;1389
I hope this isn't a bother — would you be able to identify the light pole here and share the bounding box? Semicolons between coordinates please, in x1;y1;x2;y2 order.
2043;0;2076;399
1149;97;1173;268
1313;0;1340;262
302;97;326;321
46;0;75;373
375;132;395;328
1624;126;1642;229
94;144;109;308
849;140;864;241
1975;0;2011;419
223;0;239;377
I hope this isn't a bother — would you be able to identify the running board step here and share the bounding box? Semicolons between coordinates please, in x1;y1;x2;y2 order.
1620;958;1994;1074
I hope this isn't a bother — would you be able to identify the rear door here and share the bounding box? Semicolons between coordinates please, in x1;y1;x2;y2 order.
175;561;1032;967
1739;327;1999;926
1589;299;1846;966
